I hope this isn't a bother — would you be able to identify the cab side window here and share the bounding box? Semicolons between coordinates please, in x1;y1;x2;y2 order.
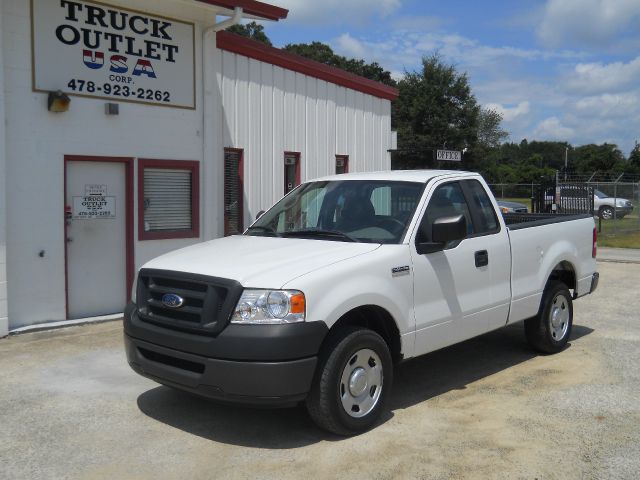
417;182;474;243
463;180;499;234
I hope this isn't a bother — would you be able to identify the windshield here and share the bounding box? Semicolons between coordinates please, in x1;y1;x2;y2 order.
245;180;426;244
594;189;608;199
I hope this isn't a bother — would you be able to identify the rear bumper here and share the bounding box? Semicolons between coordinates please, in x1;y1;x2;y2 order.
123;303;326;406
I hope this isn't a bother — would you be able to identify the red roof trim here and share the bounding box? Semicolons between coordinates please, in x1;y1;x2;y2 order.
216;31;399;101
196;0;288;21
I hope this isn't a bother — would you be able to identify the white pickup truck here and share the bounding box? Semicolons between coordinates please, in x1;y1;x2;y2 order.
124;170;599;435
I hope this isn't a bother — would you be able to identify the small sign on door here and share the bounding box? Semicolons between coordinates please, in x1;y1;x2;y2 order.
85;184;108;196
72;196;116;219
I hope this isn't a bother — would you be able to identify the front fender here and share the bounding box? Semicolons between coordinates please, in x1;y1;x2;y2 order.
282;245;416;358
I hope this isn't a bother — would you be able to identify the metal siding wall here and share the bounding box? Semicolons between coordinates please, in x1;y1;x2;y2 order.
260;61;274;211
221;52;236;147
0;2;8;335
272;66;285;207
326;82;337;174
218;51;393;223
316;80;329;179
336;86;347;156
248;58;262;223
305;76;317;182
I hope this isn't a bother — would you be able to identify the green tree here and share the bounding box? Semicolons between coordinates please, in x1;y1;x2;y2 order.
283;42;396;86
226;22;272;46
628;142;640;175
392;54;480;169
477;108;509;149
573;143;625;175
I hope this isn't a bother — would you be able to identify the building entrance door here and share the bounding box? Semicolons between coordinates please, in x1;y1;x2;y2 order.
65;158;130;319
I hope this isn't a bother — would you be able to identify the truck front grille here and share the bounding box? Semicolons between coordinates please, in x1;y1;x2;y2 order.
136;269;243;336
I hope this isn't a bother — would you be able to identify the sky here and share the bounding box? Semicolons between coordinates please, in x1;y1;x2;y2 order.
257;0;640;155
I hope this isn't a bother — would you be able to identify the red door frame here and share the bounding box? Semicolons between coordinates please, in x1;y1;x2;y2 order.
284;151;301;195
224;148;244;236
64;155;135;319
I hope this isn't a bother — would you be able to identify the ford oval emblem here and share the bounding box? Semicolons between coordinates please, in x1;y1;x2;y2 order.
161;293;184;308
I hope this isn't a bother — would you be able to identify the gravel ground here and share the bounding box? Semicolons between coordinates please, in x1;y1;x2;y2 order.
0;261;638;480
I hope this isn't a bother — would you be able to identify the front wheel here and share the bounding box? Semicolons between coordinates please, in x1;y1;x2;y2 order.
599;206;614;220
306;327;393;435
525;281;573;354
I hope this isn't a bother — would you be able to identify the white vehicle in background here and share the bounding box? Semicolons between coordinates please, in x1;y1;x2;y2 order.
124;170;599;435
546;186;634;219
594;189;634;220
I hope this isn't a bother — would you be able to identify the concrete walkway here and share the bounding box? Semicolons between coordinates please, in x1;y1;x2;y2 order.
598;247;640;264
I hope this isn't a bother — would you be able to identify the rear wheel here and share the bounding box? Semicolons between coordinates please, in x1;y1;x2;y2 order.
306;327;393;435
525;281;573;354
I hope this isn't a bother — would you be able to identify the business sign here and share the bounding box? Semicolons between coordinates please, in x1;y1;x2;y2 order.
436;150;462;162
31;0;195;109
72;195;116;219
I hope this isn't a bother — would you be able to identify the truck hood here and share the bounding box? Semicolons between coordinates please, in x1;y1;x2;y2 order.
141;235;380;288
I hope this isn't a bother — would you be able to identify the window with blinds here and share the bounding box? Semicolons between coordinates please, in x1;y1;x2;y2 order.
138;160;199;240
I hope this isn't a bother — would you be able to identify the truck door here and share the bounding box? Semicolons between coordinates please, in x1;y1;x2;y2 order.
410;179;511;356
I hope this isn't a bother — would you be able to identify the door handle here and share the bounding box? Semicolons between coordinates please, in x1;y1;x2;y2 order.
475;250;488;268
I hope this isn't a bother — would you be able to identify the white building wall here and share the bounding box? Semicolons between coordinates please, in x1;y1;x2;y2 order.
1;0;394;330
219;50;393;223
2;0;225;329
0;4;9;336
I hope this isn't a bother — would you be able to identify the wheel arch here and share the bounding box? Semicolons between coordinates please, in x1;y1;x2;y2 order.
324;305;403;363
547;260;576;291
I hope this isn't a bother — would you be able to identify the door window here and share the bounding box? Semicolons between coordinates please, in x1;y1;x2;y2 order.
417;182;474;243
463;180;499;234
284;152;300;194
336;155;349;174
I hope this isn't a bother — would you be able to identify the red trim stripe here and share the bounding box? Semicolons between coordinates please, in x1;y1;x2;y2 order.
216;31;399;101
196;0;288;20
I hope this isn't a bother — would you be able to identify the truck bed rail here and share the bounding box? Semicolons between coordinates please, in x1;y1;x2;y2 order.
504;213;593;230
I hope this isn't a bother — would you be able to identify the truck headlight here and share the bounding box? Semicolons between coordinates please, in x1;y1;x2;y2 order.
231;289;305;324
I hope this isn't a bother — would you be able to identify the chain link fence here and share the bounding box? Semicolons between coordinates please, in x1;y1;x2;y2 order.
488;181;640;247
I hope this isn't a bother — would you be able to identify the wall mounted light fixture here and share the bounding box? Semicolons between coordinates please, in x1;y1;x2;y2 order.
47;90;71;113
105;103;119;115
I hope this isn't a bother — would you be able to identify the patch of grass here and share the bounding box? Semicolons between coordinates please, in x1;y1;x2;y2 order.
598;231;640;248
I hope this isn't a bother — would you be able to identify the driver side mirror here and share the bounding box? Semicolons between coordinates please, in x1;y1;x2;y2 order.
416;214;467;254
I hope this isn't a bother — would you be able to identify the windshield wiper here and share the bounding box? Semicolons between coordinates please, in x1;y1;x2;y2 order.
281;229;358;242
245;225;279;236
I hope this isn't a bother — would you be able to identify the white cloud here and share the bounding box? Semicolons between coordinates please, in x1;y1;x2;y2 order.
574;91;640;117
484;101;531;122
537;0;640;48
271;0;401;25
565;56;640;95
533;117;575;140
334;33;369;60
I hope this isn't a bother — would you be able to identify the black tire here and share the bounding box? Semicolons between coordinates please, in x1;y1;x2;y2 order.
525;281;573;354
599;206;614;220
306;327;393;436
